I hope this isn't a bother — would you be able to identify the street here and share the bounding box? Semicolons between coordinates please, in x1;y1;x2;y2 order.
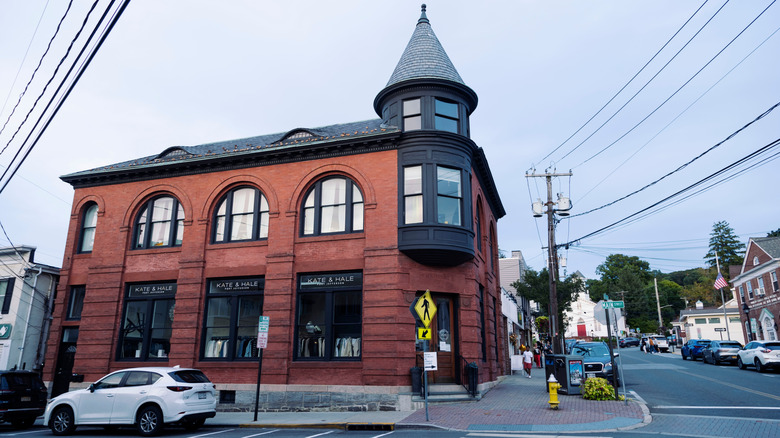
2;346;778;438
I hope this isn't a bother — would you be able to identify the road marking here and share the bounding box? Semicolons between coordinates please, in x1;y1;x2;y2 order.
305;431;335;438
629;390;647;405
652;412;780;422
677;369;780;401
653;406;780;410
242;430;281;438
370;431;395;438
189;429;235;438
467;433;611;438
0;431;41;437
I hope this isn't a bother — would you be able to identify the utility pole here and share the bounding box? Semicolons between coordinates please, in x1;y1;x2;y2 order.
654;278;663;334
526;170;572;354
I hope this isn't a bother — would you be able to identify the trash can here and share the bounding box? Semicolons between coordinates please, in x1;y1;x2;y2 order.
410;367;424;397
544;354;583;395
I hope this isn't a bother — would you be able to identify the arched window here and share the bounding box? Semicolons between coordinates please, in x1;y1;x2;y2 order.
79;203;98;253
302;177;363;236
475;201;483;252
133;196;184;249
213;186;269;243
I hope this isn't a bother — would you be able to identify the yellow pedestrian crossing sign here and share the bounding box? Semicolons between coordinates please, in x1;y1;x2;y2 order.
418;327;431;340
414;290;437;328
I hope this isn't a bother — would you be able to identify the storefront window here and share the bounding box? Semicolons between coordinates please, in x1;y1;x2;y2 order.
118;283;176;361
202;278;264;360
295;272;362;361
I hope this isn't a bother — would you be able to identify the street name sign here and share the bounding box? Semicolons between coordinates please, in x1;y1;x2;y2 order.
602;300;625;309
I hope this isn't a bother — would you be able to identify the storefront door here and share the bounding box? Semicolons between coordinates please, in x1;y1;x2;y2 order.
52;327;79;397
416;294;456;383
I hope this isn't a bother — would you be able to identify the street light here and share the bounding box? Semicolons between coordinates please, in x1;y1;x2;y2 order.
742;303;752;342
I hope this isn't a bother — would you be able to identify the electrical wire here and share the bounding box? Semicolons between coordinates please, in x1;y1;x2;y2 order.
534;0;711;166
566;100;780;218
572;0;777;168
0;0;52;125
564;137;780;247
576;23;780;204
0;0;131;195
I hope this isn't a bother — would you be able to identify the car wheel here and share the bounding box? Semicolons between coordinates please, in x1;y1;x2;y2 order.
11;416;36;429
755;359;765;373
182;418;206;431
713;356;720;366
136;405;164;437
681;351;687;360
737;357;746;369
50;405;76;436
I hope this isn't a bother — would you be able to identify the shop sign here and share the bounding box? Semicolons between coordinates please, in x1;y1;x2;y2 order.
0;324;11;339
128;283;177;298
299;272;362;290
211;278;263;293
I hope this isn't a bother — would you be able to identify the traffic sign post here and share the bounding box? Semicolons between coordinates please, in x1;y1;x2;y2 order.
254;316;269;421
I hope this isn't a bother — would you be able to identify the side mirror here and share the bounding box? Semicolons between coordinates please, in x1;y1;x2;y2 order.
613;352;620;357
88;383;96;393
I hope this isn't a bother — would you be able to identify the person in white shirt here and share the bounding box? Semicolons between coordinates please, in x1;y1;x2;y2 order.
522;349;534;378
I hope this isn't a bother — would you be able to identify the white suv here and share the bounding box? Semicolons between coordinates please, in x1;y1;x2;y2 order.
44;366;216;436
641;335;669;352
737;341;780;372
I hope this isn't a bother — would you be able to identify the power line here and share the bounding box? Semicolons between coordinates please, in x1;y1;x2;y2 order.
567;100;780;218
572;0;777;168
564;137;780;247
534;0;712;166
0;0;131;195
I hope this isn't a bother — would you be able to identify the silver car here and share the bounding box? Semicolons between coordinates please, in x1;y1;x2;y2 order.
737;341;780;372
702;340;743;365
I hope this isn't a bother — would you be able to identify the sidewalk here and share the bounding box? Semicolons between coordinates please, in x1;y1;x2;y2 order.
207;370;650;433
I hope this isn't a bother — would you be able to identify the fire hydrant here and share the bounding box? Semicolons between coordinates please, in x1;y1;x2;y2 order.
547;374;561;410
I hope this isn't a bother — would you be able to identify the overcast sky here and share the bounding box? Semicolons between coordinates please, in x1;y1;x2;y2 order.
1;0;778;279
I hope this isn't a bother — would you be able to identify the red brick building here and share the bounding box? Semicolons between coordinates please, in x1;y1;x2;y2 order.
732;236;780;343
44;6;506;411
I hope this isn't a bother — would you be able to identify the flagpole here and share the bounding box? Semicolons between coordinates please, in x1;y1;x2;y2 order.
714;252;731;340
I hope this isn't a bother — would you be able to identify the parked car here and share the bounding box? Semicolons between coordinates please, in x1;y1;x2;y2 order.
619;337;640;348
564;339;579;354
44;367;216;436
681;339;711;360
0;370;48;428
702;340;743;365
641;335;669;352
737;341;780;372
570;341;621;385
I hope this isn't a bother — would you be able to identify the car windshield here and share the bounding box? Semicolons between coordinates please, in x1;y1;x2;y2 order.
170;370;211;383
763;343;780;350
695;341;711;346
720;342;741;348
572;344;609;357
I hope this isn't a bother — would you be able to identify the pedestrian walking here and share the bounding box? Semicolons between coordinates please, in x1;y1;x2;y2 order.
640;337;647;354
648;337;656;354
522;348;534;378
533;342;542;368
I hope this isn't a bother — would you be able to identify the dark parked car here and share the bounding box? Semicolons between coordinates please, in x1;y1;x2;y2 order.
0;370;48;428
681;339;711;361
570;341;621;385
702;340;743;365
619;337;640;348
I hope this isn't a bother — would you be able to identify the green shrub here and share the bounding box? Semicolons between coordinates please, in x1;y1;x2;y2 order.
582;377;624;401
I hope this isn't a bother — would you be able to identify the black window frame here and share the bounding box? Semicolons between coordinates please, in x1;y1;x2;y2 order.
212;186;270;243
402;98;422;131
117;282;176;362
132;196;185;249
436;165;462;226
434;98;459;133
475;201;483;252
0;278;14;314
294;272;363;362
301;177;364;237
66;285;85;321
201;277;264;361
78;203;98;253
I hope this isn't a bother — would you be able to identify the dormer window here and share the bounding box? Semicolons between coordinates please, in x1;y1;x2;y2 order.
435;99;458;133
403;98;421;131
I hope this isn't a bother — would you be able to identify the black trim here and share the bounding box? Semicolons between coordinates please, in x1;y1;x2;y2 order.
1;277;15;314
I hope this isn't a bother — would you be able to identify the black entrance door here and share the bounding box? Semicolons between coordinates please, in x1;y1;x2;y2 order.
51;328;79;397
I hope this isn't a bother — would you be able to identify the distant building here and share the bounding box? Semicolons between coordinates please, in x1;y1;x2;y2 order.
563;273;626;339
0;246;59;372
672;299;744;344
498;251;533;346
731;236;780;342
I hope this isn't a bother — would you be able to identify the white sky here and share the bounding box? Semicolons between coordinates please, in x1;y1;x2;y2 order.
0;0;778;279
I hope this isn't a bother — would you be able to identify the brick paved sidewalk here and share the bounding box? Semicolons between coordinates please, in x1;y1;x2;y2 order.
398;370;648;432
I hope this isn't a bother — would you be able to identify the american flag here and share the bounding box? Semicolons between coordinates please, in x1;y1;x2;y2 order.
713;273;728;289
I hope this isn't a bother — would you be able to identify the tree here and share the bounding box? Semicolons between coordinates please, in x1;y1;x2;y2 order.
704;220;745;270
511;268;583;337
768;228;780;237
587;254;653;328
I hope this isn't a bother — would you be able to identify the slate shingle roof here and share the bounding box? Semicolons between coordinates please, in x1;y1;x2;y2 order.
753;236;780;259
385;5;464;88
62;119;396;179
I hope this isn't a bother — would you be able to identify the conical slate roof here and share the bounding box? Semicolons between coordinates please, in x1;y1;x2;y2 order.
385;5;464;87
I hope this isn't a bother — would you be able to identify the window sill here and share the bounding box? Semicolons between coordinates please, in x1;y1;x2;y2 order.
296;233;365;243
127;246;182;255
207;240;269;249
